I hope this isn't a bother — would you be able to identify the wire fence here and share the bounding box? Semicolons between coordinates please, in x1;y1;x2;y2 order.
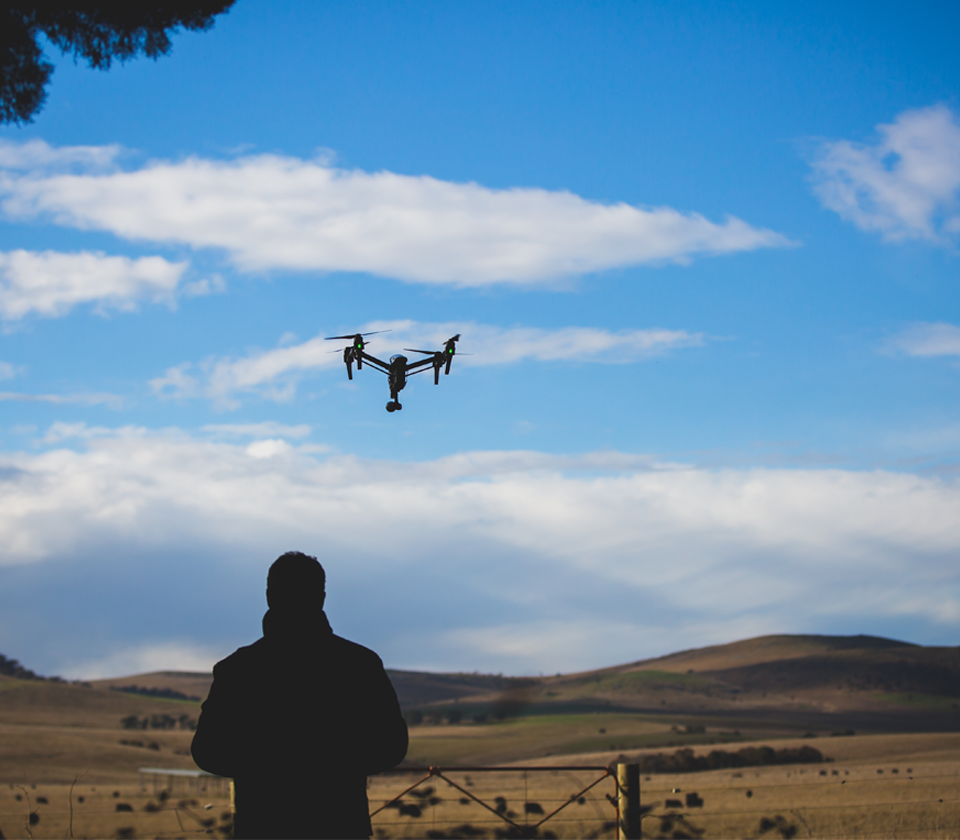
2;762;959;839
369;764;617;838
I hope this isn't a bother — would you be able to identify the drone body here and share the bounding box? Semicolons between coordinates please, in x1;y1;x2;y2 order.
325;331;461;411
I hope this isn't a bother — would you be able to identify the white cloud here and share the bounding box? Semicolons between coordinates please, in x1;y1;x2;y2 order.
41;422;144;443
62;641;222;681
151;320;704;403
448;619;643;665
0;360;21;380
810;105;960;244
0;138;121;172
886;423;960;455
445;615;788;675
0;428;958;673
202;422;313;439
890;322;960;357
0;391;122;408
148;363;199;399
0;249;188;319
245;438;293;459
0;143;791;285
181;274;226;298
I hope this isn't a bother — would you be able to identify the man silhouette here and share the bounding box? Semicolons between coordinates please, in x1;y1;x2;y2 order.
191;551;408;839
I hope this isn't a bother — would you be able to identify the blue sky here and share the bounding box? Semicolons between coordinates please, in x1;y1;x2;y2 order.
0;0;959;679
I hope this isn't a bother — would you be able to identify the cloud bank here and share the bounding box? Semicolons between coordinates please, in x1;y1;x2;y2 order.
810;105;960;244
0;141;791;285
151;320;704;403
0;427;958;676
0;249;188;319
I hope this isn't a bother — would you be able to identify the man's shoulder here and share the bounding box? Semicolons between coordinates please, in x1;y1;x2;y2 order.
212;639;267;675
213;635;384;668
329;633;385;668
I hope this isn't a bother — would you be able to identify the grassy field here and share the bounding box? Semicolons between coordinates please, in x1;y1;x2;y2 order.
0;674;202;788
403;713;760;767
0;677;203;732
2;732;957;838
370;732;960;839
2;633;959;837
0;778;233;840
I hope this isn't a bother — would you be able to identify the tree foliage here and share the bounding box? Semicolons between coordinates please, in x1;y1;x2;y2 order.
1;1;236;124
638;745;826;775
0;652;43;679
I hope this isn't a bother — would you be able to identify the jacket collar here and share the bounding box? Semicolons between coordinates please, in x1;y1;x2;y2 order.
262;607;333;641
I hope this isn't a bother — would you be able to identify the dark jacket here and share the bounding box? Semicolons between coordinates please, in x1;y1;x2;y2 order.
191;609;408;839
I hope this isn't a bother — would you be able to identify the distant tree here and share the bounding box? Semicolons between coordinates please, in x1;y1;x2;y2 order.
111;684;200;701
1;1;236;124
0;653;42;679
149;713;178;730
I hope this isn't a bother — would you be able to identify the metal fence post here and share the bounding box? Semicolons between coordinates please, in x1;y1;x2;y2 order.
617;763;640;839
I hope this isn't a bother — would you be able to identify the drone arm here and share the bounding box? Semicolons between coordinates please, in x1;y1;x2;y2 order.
358;351;391;374
404;356;439;373
405;366;438;379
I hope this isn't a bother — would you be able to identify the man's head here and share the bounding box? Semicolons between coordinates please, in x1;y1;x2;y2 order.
266;551;326;612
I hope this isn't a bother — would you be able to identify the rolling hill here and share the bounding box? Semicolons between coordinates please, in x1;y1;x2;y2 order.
398;634;960;732
84;633;960;729
1;633;958;783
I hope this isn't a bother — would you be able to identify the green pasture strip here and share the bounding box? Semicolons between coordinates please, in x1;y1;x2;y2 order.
422;695;732;720
490;712;665;733
404;713;800;765
566;668;715;694
873;692;960;709
0;677;28;694
412;709;802;737
119;693;202;707
416;700;643;721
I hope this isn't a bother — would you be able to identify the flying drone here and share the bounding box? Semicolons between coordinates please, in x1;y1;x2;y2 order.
325;330;462;412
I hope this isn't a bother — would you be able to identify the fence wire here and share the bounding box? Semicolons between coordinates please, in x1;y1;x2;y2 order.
2;763;959;839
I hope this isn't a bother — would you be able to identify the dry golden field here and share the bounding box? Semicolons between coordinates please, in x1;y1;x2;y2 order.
365;732;960;839
3;634;959;838
2;725;959;838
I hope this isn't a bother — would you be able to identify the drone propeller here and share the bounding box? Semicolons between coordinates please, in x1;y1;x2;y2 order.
324;329;391;341
443;334;460;375
403;345;472;357
402;335;467;382
403;348;445;384
325;329;390;372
